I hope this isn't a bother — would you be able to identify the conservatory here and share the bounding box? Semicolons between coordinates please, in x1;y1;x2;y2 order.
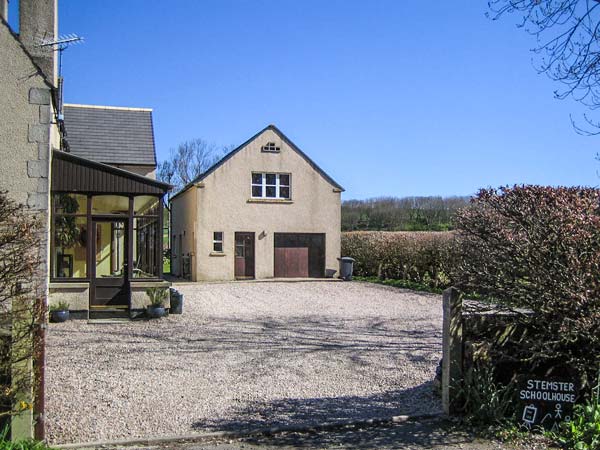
48;150;171;318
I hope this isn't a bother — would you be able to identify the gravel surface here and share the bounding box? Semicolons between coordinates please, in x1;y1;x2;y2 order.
46;281;443;445
143;418;551;450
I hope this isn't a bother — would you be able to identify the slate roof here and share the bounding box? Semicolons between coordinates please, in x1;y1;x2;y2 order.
171;124;344;202
63;104;157;166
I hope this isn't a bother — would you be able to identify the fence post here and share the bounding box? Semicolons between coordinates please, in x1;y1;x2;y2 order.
442;286;463;415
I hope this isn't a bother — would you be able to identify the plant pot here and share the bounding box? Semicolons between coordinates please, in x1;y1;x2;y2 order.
146;305;166;319
51;310;70;323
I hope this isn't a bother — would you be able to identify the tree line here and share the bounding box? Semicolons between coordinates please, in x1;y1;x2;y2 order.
342;196;471;231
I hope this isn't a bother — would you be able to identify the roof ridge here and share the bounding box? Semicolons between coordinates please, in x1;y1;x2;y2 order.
64;103;153;112
170;124;344;202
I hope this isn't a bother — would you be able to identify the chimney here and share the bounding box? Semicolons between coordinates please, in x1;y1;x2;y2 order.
19;0;57;85
0;0;7;22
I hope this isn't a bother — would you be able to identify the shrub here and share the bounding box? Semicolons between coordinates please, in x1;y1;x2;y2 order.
552;376;600;450
48;301;69;312
341;231;457;290
146;287;168;307
0;192;44;429
453;185;600;390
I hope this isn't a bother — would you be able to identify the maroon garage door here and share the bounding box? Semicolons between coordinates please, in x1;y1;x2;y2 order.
274;233;325;278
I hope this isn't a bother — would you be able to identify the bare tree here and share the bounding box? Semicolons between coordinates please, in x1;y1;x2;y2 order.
158;139;231;192
489;0;600;134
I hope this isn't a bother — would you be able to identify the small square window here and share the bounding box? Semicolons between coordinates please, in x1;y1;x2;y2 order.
280;187;290;199
266;186;276;197
213;232;223;252
279;174;290;186
252;173;262;184
252;186;262;197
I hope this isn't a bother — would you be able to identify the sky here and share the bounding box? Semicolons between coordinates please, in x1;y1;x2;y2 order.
9;1;600;199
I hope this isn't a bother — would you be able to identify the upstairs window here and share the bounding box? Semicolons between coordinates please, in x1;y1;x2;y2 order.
213;232;224;252
261;142;280;153
251;173;290;199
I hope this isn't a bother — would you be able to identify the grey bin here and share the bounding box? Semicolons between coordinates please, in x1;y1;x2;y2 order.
337;257;356;281
170;289;183;314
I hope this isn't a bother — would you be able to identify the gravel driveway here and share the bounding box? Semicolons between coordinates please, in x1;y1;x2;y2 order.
46;281;443;445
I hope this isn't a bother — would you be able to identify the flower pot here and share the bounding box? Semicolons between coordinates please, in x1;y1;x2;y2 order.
146;305;166;318
51;310;69;323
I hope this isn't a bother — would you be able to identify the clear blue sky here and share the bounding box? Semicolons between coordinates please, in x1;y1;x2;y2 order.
9;1;599;199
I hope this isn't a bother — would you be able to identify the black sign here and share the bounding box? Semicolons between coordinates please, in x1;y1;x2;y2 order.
519;377;577;431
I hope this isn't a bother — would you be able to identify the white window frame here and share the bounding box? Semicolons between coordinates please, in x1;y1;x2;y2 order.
251;173;291;199
213;231;224;252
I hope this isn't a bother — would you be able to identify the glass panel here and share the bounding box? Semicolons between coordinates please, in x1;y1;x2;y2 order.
252;173;262;184
279;174;290;186
133;216;159;278
265;173;276;185
52;216;87;278
92;195;129;214
53;193;86;215
213;242;223;252
266;186;276;197
214;231;223;241
235;244;244;257
252;186;262;197
95;221;127;277
279;187;290;199
134;196;160;216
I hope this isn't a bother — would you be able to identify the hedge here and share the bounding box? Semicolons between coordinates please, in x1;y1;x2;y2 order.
341;231;457;290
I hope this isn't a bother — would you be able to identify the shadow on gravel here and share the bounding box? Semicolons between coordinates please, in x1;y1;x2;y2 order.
54;316;441;368
242;419;476;449
191;382;442;433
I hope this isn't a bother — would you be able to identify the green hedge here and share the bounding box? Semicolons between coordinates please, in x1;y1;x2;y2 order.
341;231;457;290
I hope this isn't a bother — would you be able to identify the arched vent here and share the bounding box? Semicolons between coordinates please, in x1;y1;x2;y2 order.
261;142;281;153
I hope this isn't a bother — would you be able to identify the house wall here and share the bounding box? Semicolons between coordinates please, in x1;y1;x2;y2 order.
1;5;59;440
171;128;341;281
0;22;58;210
0;18;60;302
170;186;198;279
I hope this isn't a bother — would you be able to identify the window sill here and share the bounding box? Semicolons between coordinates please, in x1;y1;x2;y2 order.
209;252;227;257
247;198;293;204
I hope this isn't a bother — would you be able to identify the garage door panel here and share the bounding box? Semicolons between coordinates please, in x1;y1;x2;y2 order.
274;233;325;278
274;247;309;277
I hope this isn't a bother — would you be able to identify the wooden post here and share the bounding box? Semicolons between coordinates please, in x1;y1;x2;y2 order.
442;286;463;415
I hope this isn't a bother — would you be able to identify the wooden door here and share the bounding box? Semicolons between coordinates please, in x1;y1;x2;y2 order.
235;232;255;279
90;219;129;308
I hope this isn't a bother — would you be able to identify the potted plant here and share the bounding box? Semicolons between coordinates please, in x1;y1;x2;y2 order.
146;287;168;318
49;301;70;323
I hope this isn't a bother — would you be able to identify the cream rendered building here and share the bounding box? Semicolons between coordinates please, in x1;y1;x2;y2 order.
170;125;343;281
